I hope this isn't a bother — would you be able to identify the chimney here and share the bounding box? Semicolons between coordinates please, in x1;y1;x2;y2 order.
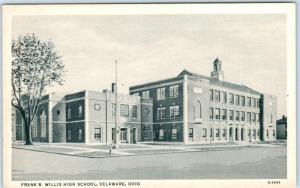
111;83;116;93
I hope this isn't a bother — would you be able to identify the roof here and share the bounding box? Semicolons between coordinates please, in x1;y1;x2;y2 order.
178;69;261;95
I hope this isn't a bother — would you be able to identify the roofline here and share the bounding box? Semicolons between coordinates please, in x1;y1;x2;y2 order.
129;75;184;90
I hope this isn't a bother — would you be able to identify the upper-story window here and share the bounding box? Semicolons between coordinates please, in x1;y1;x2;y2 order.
215;90;220;102
241;111;245;121
252;112;256;122
209;108;214;120
133;92;140;96
170;105;179;119
157;87;165;100
247;97;251;107
256;113;260;123
131;105;137;119
256;99;259;108
215;108;220;120
235;95;240;106
67;107;71;119
112;103;116;117
229;93;234;104
229;110;234;121
221;109;227;121
157;107;166;119
270;114;273;124
120;104;129;117
247;112;251;122
253;98;256;108
169;85;179;98
241;96;245;106
194;100;202;120
235;111;240;121
142;91;150;99
221;92;227;103
210;89;214;101
78;105;82;117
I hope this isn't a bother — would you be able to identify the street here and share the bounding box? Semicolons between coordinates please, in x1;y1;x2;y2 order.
12;144;286;180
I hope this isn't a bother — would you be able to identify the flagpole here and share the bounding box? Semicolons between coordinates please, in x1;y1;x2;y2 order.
114;60;118;148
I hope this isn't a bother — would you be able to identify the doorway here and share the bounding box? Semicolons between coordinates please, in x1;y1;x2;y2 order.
120;128;127;143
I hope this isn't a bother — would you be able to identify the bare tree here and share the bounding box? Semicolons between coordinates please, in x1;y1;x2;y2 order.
11;34;65;145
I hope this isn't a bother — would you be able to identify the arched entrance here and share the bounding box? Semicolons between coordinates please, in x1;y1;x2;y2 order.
235;128;239;141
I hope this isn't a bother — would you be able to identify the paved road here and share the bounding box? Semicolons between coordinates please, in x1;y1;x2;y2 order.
12;145;286;180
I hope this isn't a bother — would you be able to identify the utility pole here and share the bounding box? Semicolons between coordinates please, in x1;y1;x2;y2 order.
114;60;118;148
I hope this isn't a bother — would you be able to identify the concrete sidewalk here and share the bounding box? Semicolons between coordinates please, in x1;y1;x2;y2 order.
12;141;285;158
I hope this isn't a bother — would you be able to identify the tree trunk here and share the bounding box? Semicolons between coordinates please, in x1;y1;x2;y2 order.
24;123;33;145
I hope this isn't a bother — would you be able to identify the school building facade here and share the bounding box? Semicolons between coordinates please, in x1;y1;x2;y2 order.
129;58;277;144
14;87;153;144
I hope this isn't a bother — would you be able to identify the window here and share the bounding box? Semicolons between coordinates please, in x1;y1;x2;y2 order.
157;87;165;100
248;130;251;137
272;130;275;137
257;100;259;108
67;107;71;119
247;112;251;122
253;130;256;138
252;112;256;122
215;108;220;120
78;129;82;140
253;98;256;108
256;113;260;123
215;90;220;102
235;111;240;121
142;91;150;98
210;129;213;137
56;110;60;115
132;92;139;96
170;105;179;119
266;130;269;137
257;130;260;137
120;104;129;117
270;114;273;123
203;128;207;137
229;110;234;121
112;128;115;141
235;95;240;106
216;129;220;137
209;108;214;120
112;103;116;116
221;109;227;121
229;93;234;104
67;129;71;140
210;89;214;101
159;129;164;139
172;128;178;140
94;128;101;140
40;111;46;138
241;111;245;121
32;119;37;138
241;96;245;106
222;129;226;137
189;128;193;139
247;97;251;107
157;107;166;119
221;92;227;103
170;85;179;98
194;100;202;119
131;105;137;118
252;98;256;107
78;105;82;117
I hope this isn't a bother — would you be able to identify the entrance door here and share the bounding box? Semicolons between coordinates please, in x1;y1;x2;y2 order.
120;128;127;143
131;128;137;144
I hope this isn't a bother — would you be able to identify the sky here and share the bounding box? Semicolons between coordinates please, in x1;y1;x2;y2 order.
12;14;287;118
